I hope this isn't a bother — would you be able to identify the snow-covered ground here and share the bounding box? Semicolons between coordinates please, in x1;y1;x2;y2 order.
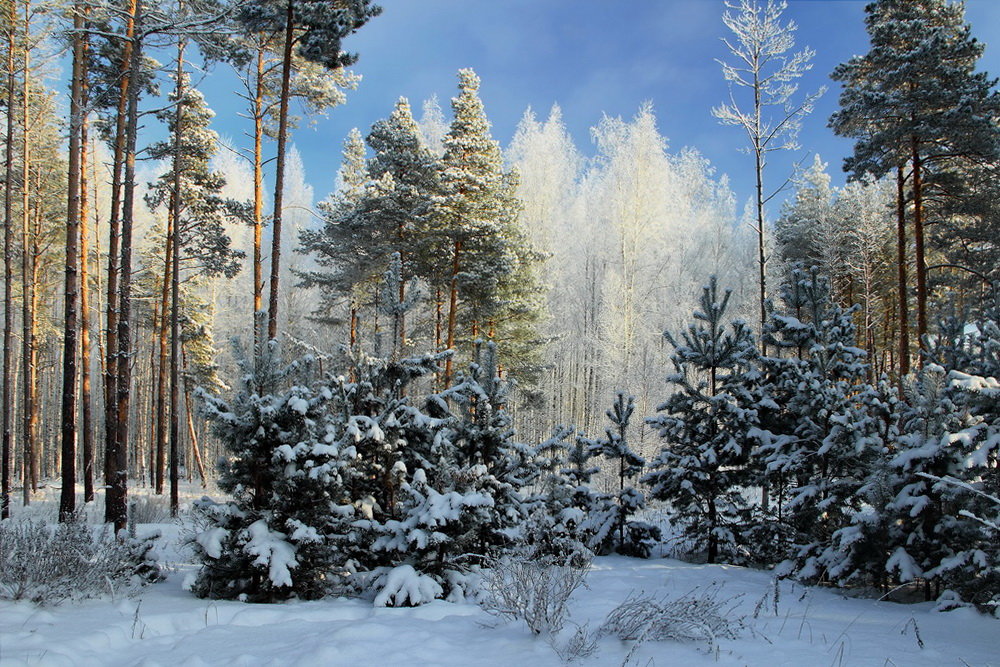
1;484;997;666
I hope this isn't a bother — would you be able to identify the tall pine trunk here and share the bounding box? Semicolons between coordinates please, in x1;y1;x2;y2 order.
104;0;137;521
252;46;265;348
266;0;295;342
60;0;86;521
108;0;143;532
896;165;910;377
1;1;15;519
154;224;172;494
911;139;927;364
168;35;186;516
79;29;95;502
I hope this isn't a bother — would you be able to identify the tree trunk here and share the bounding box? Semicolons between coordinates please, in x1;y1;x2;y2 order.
252;46;265;348
79;27;95;502
266;0;295;342
896;165;910;377
911;140;927;365
182;344;207;487
109;0;143;533
1;1;15;519
104;0;137;524
155;222;173;494
444;239;462;386
60;0;86;521
169;35;186;516
26;189;40;498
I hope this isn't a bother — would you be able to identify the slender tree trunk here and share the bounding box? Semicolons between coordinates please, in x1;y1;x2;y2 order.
252;46;265;348
79;26;95;502
444;239;462;386
108;0;143;532
266;0;295;341
181;345;206;487
148;317;158;487
60;0;86;521
155;226;172;494
168;35;186;516
26;196;39;497
20;81;36;508
896;165;910;377
1;0;17;519
104;0;137;522
911;140;927;364
434;287;442;388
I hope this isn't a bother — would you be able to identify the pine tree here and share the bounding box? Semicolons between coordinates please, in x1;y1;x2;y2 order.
235;0;380;341
297;127;369;340
884;293;1000;605
439;342;535;551
300;98;438;356
189;342;342;601
433;69;542;386
590;392;648;554
644;277;760;564
759;269;878;580
830;0;1000;362
146;70;242;511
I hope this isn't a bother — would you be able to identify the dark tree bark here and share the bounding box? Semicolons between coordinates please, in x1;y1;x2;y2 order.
0;0;15;520
266;0;295;342
896;165;910;377
80;29;96;503
60;0;86;522
108;0;143;533
104;0;137;523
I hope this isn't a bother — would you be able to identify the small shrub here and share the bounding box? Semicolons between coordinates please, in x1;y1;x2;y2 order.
480;552;591;636
0;517;161;605
600;584;744;653
128;496;171;525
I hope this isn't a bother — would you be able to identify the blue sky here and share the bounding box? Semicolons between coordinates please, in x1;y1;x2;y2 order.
203;0;1000;215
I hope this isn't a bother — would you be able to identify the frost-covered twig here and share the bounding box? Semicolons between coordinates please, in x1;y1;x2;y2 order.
480;553;591;636
600;585;744;653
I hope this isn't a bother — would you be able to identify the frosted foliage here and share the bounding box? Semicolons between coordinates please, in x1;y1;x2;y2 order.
418;95;448;157
509;102;752;441
245;520;298;588
374;565;444;607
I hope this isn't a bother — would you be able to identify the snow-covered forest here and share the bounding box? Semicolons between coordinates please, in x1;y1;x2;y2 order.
1;0;999;664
